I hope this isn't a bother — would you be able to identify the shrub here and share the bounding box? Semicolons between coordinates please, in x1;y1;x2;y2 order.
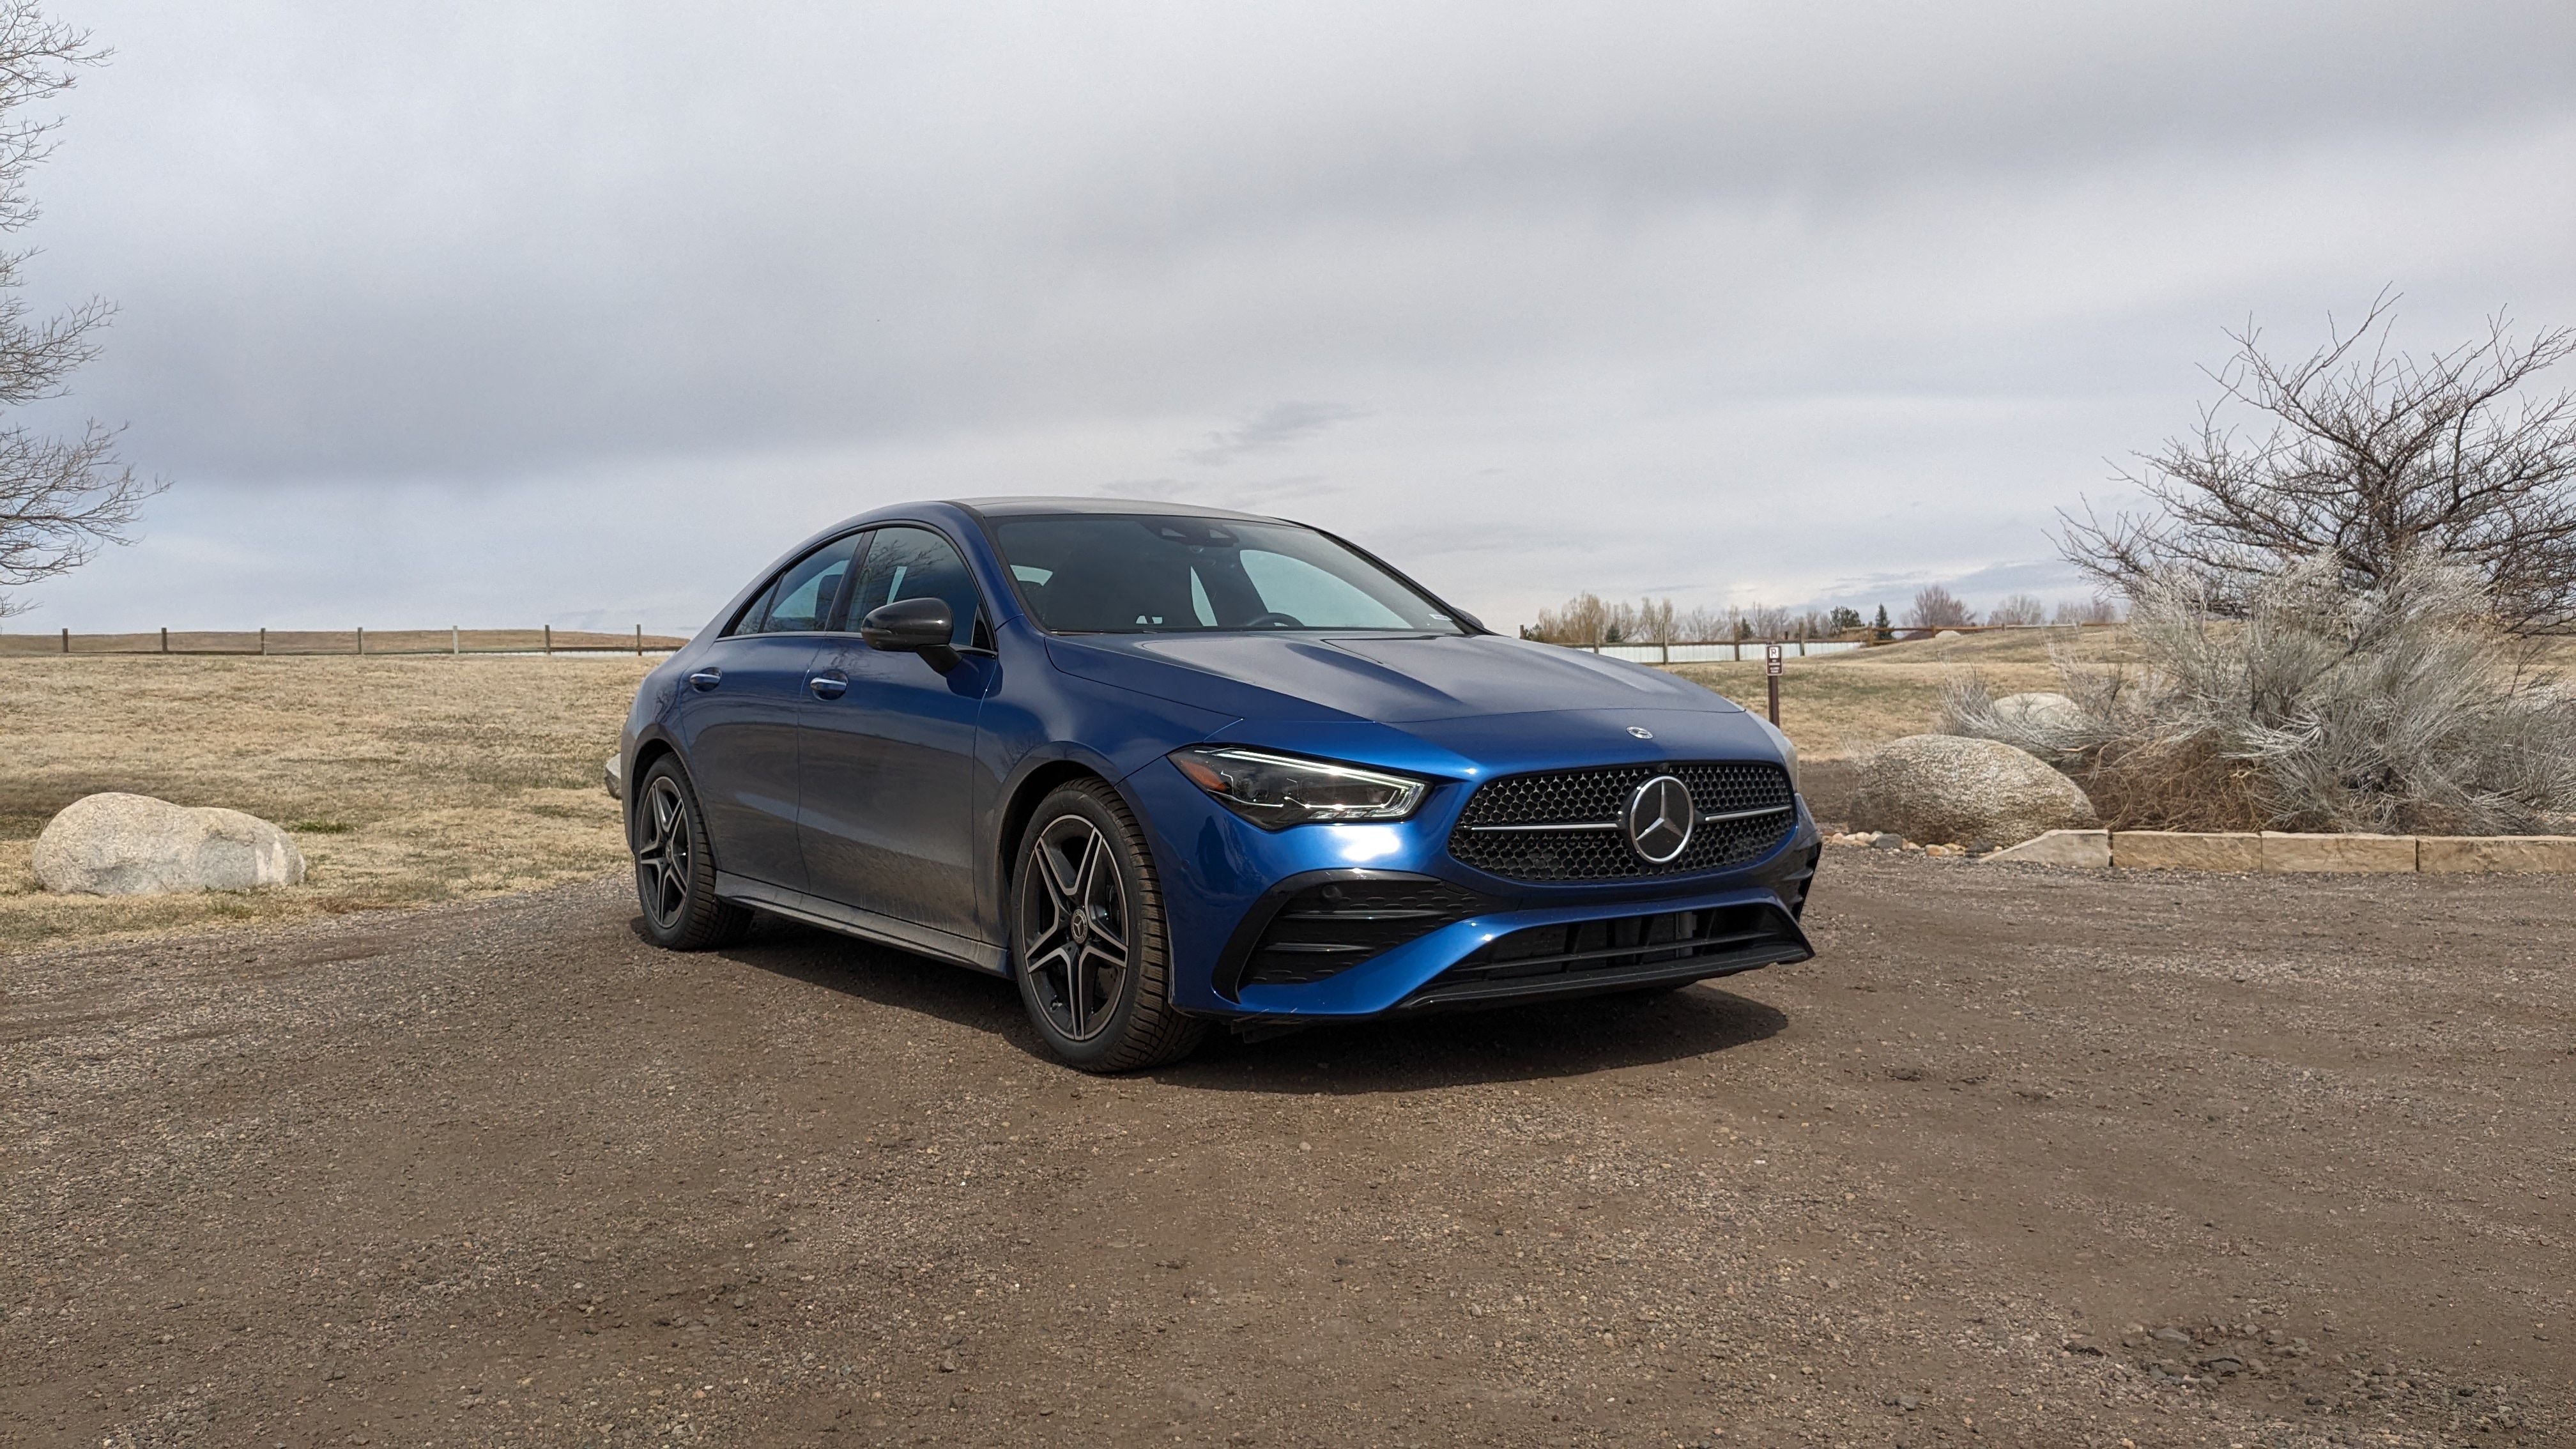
1940;555;2576;834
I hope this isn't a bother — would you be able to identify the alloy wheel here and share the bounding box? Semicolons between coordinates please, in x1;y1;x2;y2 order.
1019;815;1131;1041
636;774;693;930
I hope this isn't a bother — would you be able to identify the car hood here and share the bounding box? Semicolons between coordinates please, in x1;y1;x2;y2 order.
1044;631;1738;724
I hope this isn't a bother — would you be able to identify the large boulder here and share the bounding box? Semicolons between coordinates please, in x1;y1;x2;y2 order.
32;793;306;896
1988;691;2086;735
1850;735;2097;846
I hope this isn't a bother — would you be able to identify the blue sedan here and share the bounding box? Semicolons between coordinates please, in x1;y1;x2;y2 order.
617;499;1820;1070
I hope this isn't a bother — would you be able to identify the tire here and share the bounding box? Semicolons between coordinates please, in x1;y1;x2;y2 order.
1011;779;1206;1072
631;756;753;951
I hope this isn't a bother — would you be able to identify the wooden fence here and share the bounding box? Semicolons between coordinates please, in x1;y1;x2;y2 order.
0;626;692;657
1554;620;2128;663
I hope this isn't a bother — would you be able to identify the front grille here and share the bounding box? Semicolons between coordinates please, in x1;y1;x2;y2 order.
1402;901;1809;1008
1447;762;1795;882
1239;878;1489;988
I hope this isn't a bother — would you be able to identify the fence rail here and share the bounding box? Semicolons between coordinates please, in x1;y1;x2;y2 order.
0;626;691;657
1552;620;2129;664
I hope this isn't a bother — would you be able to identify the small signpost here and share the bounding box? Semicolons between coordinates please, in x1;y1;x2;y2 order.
1765;642;1783;725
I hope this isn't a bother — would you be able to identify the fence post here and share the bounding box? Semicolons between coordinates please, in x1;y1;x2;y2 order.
543;624;553;656
160;627;169;654
259;627;267;656
452;625;460;656
60;626;68;654
356;627;364;656
635;624;643;657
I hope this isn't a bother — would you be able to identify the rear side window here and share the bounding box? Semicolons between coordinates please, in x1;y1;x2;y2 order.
847;526;981;647
740;534;861;634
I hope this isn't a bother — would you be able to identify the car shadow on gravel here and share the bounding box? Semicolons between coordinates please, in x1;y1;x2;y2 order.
1165;983;1788;1094
674;914;1789;1091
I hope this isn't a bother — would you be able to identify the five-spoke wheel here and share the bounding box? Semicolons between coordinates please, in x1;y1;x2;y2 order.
1011;780;1205;1071
1018;815;1130;1041
629;756;752;950
636;773;694;932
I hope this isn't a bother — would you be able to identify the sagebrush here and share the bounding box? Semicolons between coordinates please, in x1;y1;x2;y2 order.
1942;556;2576;834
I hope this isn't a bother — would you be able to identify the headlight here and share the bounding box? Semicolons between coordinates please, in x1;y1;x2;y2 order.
1170;746;1428;829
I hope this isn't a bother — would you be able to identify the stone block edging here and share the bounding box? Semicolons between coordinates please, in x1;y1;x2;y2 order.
1982;829;2576;874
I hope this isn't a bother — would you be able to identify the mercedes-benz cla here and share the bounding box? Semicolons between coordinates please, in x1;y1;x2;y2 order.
617;499;1820;1070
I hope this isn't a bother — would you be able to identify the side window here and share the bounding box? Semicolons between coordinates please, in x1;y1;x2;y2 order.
749;534;861;634
848;526;981;647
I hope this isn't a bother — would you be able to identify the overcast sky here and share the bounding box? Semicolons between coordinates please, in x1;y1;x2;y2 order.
8;0;2575;633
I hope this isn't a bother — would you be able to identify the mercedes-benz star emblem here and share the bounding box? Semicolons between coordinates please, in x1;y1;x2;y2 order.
1627;725;1654;739
1623;774;1696;864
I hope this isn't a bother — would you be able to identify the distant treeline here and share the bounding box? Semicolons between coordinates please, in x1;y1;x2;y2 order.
1521;587;2122;645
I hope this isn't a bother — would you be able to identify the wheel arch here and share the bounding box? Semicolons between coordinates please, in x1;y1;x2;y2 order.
996;758;1118;895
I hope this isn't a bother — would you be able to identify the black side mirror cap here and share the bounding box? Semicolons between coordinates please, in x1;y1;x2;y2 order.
858;597;960;673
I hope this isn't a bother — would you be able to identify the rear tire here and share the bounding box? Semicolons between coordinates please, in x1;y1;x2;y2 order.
1011;779;1205;1072
631;756;753;951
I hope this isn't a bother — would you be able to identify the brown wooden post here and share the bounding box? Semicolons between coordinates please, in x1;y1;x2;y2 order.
635;624;643;656
543;624;553;656
60;626;69;654
356;627;365;656
1765;643;1783;725
452;625;461;655
160;626;169;654
259;627;268;656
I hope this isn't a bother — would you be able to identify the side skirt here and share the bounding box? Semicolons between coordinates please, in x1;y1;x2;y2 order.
714;873;1009;976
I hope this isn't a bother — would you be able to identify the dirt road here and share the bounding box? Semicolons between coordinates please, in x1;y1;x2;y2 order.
6;854;2568;1446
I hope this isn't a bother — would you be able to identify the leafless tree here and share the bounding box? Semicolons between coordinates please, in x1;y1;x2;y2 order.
2059;296;2576;629
1905;585;1974;630
2053;595;2122;625
1984;593;2048;627
0;3;155;617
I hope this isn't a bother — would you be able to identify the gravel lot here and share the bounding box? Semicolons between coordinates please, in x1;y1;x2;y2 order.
5;852;2568;1447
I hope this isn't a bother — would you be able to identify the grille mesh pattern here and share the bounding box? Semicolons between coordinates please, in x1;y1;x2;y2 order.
1448;762;1795;883
1241;878;1489;987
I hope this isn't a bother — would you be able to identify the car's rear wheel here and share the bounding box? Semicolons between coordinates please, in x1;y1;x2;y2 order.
632;756;753;950
1012;780;1205;1072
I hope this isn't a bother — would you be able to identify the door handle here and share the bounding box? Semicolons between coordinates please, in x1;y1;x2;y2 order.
808;671;849;700
687;668;722;691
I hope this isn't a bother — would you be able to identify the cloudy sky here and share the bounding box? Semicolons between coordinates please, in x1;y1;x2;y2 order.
8;0;2575;633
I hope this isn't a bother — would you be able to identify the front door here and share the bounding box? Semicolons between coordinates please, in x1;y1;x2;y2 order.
798;524;992;937
672;533;860;891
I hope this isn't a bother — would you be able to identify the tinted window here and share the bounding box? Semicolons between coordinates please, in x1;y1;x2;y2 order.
848;526;981;647
749;534;860;634
992;515;1462;634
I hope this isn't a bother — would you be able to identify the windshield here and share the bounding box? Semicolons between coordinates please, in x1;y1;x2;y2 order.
991;515;1466;634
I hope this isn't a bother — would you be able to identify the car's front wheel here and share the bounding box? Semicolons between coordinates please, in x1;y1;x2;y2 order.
631;756;753;951
1011;780;1205;1072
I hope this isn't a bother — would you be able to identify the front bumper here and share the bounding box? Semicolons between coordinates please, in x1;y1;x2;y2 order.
1124;755;1822;1020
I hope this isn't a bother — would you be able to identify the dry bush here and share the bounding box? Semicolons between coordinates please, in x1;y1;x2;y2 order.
1942;556;2576;833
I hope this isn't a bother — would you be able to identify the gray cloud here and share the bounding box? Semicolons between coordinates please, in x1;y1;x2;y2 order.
1184;402;1362;466
6;0;2573;631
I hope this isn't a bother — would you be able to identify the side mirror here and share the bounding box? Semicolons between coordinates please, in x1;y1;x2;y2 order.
859;597;960;673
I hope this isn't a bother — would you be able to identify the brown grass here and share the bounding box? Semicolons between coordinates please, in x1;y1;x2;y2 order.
1669;627;2145;758
1;656;650;953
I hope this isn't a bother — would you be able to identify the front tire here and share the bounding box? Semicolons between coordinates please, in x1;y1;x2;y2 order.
1011;780;1205;1072
631;756;753;951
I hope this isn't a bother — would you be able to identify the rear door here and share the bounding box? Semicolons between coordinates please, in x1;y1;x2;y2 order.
798;524;993;937
671;534;859;891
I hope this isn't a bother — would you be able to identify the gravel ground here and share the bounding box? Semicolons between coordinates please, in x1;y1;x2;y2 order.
4;852;2568;1447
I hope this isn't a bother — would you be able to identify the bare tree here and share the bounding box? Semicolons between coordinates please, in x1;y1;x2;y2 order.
0;3;155;617
2053;595;2121;625
1905;585;1974;630
2060;296;2576;628
1985;593;2048;627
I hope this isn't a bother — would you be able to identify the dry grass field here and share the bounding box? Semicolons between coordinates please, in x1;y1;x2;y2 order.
0;656;652;951
1674;625;2140;756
